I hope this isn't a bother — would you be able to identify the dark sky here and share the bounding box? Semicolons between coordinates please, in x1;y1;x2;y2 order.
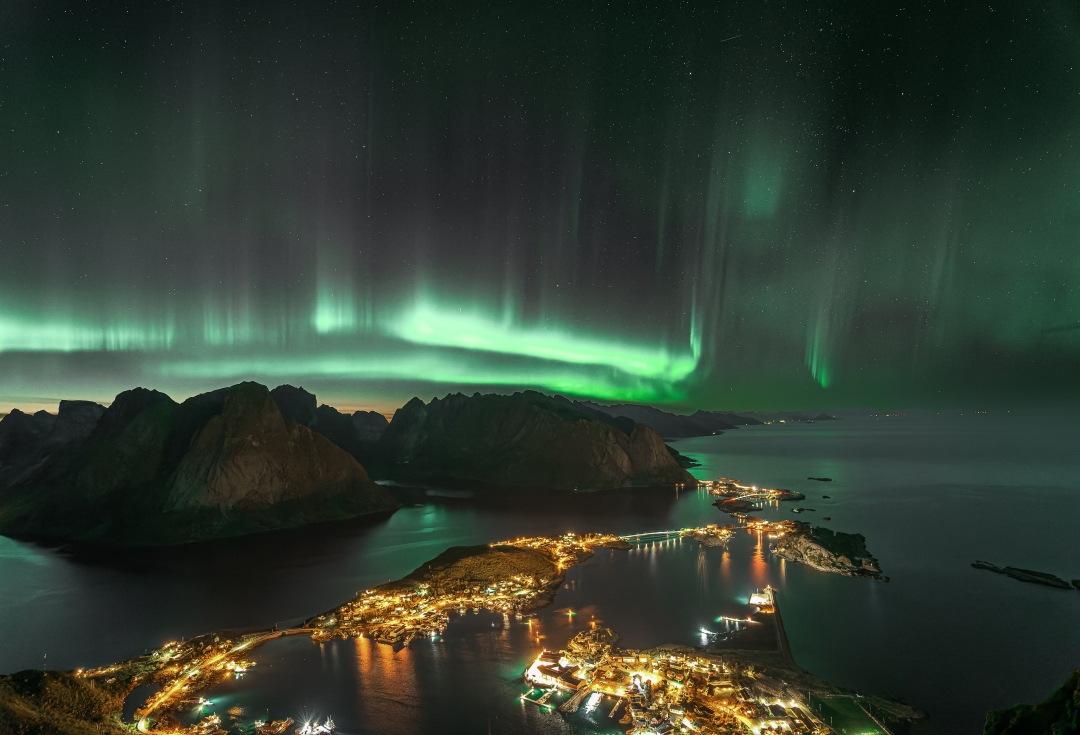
2;0;1078;412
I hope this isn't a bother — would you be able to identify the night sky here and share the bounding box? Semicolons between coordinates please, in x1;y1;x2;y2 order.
2;0;1078;412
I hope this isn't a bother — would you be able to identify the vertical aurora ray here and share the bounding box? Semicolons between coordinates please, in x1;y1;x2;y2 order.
805;317;832;389
313;287;361;335
0;0;1078;411
313;240;370;335
0;310;176;353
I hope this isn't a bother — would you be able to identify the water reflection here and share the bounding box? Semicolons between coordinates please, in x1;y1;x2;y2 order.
354;635;421;733
2;414;1079;734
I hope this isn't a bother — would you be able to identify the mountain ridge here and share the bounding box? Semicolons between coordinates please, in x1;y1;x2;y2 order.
0;382;398;546
379;390;695;490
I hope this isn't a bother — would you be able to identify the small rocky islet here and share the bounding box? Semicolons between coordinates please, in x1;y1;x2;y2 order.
971;560;1079;591
772;523;883;579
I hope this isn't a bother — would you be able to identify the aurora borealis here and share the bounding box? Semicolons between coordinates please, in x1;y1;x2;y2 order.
2;1;1079;412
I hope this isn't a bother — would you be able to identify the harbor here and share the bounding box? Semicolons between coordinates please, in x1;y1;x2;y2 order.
519;586;915;734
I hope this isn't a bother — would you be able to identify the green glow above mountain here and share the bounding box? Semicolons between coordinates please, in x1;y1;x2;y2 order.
385;298;700;383
1;0;1078;412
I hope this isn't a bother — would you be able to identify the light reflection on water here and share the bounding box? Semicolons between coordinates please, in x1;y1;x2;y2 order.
0;413;1077;734
192;537;767;735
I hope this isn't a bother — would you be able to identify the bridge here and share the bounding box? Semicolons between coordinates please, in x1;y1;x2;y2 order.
620;530;684;540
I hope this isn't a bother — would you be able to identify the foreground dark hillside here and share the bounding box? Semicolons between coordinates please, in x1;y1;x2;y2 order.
984;668;1080;735
0;670;128;735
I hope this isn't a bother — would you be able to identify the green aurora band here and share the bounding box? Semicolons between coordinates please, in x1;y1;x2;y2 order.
1;0;1079;412
0;294;702;405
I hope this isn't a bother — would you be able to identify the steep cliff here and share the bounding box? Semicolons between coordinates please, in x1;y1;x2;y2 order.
380;391;695;490
166;382;377;511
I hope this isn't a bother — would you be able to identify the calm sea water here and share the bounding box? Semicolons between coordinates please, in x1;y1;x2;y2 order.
1;413;1077;733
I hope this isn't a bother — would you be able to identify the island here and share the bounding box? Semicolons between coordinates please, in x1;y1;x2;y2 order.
694;478;881;580
767;520;883;579
971;561;1077;590
700;478;805;518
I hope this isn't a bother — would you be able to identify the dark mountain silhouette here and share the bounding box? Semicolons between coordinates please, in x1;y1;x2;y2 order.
578;401;763;438
0;382;398;545
379;391;695;490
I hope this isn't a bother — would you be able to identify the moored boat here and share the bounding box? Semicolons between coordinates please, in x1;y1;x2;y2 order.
295;716;335;735
255;717;294;734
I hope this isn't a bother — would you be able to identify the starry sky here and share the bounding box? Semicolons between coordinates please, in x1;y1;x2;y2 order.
2;0;1078;413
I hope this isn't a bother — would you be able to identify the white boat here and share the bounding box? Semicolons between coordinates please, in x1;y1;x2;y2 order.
295;716;335;735
749;585;775;608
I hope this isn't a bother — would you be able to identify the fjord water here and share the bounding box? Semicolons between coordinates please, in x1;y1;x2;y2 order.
1;413;1078;733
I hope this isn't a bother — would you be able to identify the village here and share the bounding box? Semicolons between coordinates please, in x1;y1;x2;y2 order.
308;532;632;645
524;604;833;735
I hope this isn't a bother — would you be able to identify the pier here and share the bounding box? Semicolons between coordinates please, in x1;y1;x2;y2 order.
557;686;591;713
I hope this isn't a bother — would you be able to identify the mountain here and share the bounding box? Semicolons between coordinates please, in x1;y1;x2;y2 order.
736;410;840;423
268;385;389;468
379;391;695;490
352;410;390;442
697;410;763;427
0;382;398;545
578;402;757;438
0;401;105;487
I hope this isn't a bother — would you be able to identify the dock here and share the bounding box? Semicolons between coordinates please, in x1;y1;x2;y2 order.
557;686;591;713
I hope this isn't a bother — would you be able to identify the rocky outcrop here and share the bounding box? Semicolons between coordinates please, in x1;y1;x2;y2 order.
984;667;1080;734
380;391;695;490
971;561;1075;590
772;523;882;578
0;383;398;545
